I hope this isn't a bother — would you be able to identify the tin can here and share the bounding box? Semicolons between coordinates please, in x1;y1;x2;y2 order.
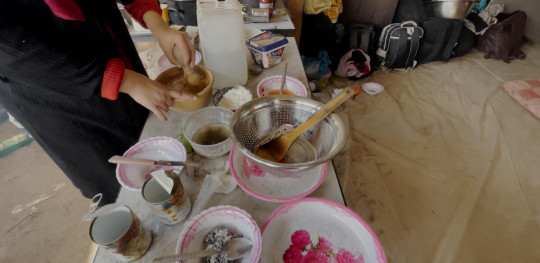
89;205;152;261
259;0;273;15
142;170;191;225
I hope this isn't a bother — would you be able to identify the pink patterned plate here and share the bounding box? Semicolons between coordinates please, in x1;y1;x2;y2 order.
261;198;387;263
256;75;308;97
115;136;186;191
229;145;328;202
176;205;261;263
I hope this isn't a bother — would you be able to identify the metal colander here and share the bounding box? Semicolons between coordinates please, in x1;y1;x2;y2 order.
230;95;347;177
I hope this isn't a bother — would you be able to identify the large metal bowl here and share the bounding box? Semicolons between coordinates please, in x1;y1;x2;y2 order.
424;0;478;19
230;95;347;177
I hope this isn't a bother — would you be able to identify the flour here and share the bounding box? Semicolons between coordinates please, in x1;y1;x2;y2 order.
217;86;253;110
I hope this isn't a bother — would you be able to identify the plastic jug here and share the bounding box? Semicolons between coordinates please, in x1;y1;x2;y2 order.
197;0;248;89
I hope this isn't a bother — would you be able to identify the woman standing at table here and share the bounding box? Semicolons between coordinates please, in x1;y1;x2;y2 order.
0;0;196;204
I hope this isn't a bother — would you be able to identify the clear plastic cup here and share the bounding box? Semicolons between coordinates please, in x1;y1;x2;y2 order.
183;107;234;158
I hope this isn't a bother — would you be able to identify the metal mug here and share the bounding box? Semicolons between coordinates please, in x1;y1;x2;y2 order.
89;204;152;261
141;170;191;225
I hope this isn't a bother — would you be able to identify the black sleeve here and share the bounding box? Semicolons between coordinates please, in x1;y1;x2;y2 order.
0;7;108;98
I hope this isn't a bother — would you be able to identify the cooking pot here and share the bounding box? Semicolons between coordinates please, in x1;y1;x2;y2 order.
423;0;479;19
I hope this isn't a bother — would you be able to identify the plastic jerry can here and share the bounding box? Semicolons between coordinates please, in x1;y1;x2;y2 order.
197;0;248;89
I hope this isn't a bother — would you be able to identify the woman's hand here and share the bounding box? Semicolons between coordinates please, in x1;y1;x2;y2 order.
119;70;196;121
143;11;196;67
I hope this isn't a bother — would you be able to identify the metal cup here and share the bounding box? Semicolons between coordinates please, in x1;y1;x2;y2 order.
141;170;191;225
89;205;152;261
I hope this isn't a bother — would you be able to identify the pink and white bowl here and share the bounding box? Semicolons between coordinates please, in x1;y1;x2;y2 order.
176;205;261;263
229;145;328;202
260;198;387;263
115;136;186;191
257;75;308;97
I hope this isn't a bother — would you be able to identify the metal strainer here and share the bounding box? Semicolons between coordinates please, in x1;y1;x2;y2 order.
230;95;347;177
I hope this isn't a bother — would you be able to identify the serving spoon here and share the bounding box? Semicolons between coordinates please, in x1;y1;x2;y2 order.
152;237;253;262
173;45;203;88
254;87;355;162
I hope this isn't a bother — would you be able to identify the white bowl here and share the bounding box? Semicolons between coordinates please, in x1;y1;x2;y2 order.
261;198;387;262
229;145;328;202
115;137;186;191
176;206;262;263
256;75;308;97
183;107;234;158
158;50;202;71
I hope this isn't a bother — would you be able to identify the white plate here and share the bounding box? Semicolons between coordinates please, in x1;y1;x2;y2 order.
261;198;387;263
229;145;328;202
176;205;261;263
116;136;186;191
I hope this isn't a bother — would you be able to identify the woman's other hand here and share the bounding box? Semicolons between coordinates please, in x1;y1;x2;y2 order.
143;11;196;68
119;70;196;121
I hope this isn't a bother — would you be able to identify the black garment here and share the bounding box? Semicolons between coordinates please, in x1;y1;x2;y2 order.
0;0;149;204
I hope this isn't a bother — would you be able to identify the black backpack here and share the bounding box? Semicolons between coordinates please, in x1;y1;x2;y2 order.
416;18;464;63
392;0;474;64
376;21;424;71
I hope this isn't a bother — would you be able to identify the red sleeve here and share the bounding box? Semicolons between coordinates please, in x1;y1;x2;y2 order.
124;0;162;29
101;58;125;100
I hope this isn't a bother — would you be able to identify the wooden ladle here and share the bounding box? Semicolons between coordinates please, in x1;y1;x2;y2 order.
255;87;355;162
172;45;202;88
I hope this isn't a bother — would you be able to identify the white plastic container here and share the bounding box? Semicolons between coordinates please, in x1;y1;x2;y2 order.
197;0;248;89
246;31;288;68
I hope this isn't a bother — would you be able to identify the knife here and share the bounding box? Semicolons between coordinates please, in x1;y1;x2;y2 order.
108;155;201;167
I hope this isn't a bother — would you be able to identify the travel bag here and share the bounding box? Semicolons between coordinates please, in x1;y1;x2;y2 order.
477;11;527;63
376;21;423;71
416;18;464;64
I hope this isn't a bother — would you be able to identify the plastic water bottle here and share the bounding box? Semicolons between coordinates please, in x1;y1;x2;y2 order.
197;0;248;89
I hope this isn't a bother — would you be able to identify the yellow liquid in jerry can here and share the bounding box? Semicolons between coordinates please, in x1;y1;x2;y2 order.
197;0;247;89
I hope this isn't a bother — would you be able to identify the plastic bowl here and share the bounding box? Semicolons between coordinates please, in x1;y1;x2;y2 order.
115;137;186;191
246;32;288;68
176;205;262;263
183;107;234;158
256;75;308;97
213;85;253;111
158;50;202;71
155;65;214;112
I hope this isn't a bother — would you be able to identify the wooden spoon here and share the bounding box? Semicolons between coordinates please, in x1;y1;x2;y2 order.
172;45;202;87
255;87;355;162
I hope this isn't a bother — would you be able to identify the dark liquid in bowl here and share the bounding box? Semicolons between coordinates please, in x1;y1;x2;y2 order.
168;67;208;94
193;124;229;145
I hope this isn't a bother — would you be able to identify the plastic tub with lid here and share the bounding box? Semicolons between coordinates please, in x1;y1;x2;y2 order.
246;32;288;68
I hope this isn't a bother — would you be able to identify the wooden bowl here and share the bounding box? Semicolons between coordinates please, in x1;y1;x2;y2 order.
155;65;214;112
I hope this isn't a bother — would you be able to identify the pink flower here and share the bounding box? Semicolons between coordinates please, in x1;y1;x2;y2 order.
334;249;364;263
291;230;312;249
316;237;333;252
283;246;304;263
303;249;330;263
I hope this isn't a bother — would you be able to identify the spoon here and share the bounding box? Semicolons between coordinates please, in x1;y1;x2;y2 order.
172;45;202;88
255;87;355;162
152;237;253;262
280;62;288;95
108;155;201;168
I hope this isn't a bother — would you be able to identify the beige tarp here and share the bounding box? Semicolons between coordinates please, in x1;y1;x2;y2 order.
323;43;540;262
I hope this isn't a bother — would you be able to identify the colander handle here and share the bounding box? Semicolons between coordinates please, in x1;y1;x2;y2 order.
284;87;355;140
